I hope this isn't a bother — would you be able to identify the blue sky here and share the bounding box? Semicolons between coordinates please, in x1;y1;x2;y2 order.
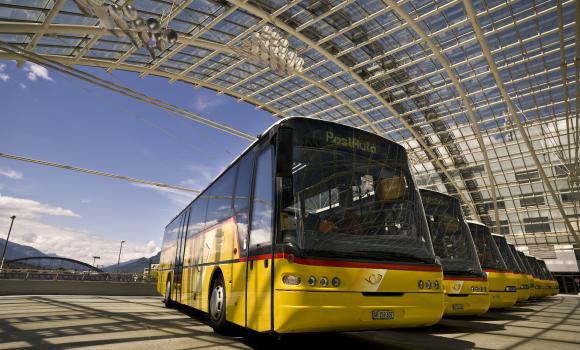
0;59;276;266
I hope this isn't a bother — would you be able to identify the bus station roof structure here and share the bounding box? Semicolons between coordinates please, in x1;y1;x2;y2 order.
0;0;578;251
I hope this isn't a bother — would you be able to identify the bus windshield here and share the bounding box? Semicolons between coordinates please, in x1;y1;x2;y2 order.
492;235;520;273
516;251;533;274
509;244;527;274
420;190;482;276
278;120;435;264
526;256;542;278
468;222;508;271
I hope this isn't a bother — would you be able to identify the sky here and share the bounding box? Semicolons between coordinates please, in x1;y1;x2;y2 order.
0;60;277;266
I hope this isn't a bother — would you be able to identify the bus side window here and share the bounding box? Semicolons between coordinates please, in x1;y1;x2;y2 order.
206;164;236;225
249;147;273;250
234;150;254;251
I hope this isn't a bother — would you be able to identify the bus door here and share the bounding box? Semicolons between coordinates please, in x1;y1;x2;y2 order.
246;146;274;331
173;209;190;303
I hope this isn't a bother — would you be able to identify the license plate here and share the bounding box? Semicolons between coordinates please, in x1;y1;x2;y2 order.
452;304;464;310
372;310;395;320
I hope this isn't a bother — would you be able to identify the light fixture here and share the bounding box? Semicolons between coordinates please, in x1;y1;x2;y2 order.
236;25;304;76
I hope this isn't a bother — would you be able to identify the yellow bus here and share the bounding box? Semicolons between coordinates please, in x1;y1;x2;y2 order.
536;259;559;296
526;256;549;298
508;244;533;301
419;189;490;316
158;117;444;334
467;221;517;309
419;189;489;316
492;235;530;302
523;255;542;298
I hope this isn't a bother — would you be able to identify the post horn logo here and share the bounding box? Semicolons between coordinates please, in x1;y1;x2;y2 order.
365;273;383;285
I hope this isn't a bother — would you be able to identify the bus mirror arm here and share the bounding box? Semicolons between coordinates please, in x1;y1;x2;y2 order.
275;127;293;177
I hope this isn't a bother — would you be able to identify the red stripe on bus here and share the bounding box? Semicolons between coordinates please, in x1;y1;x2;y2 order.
444;276;487;281
240;253;441;272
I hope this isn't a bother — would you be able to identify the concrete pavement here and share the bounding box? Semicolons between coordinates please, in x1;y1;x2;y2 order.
0;295;578;349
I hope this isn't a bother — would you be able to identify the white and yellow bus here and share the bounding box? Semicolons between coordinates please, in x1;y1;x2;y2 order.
419;189;489;316
158;117;444;334
508;244;532;302
492;235;530;302
468;222;518;309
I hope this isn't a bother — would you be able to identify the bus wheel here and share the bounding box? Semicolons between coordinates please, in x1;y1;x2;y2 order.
164;279;173;308
209;273;226;331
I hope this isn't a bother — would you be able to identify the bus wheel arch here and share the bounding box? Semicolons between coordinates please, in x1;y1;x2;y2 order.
208;269;227;331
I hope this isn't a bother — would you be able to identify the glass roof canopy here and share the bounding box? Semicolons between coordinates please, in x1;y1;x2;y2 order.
0;0;578;253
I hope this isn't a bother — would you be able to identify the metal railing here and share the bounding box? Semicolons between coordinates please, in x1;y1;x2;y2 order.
0;269;158;283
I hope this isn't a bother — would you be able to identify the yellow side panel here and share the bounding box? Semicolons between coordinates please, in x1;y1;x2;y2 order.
247;257;272;332
171;218;247;328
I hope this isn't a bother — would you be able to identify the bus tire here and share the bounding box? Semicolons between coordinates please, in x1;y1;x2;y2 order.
209;272;226;332
164;278;173;308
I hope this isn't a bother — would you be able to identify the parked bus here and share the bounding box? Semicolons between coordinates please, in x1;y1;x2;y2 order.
536;259;559;296
419;189;489;316
508;244;533;301
526;255;553;298
467;222;517;309
492;235;530;302
158;117;444;334
524;255;543;298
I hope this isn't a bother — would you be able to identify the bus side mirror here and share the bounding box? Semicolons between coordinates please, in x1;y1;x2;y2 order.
276;127;293;177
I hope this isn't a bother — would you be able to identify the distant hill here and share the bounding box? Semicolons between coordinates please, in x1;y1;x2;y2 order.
0;238;48;260
103;251;160;273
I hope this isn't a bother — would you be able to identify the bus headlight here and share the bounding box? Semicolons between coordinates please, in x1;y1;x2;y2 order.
505;286;517;292
282;275;301;286
307;276;316;286
434;280;440;289
425;280;432;289
418;280;424;289
320;276;329;287
332;277;340;288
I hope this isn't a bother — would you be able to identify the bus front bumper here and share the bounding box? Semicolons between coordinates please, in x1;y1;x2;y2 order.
443;293;490;316
516;287;531;302
489;291;518;309
274;290;444;333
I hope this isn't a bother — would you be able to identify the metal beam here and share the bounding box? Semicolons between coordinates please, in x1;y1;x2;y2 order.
462;0;580;246
226;0;480;217
0;51;287;120
24;0;65;52
384;0;501;232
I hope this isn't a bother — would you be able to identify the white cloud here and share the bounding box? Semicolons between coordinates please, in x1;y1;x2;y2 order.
19;83;26;89
0;63;10;82
0;215;160;265
24;62;53;81
80;198;92;204
192;92;228;111
0;194;160;265
0;193;79;219
0;167;23;180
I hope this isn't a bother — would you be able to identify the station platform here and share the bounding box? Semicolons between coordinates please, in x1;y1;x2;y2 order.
0;295;578;350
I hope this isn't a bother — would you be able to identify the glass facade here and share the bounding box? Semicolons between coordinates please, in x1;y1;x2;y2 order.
1;0;577;253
